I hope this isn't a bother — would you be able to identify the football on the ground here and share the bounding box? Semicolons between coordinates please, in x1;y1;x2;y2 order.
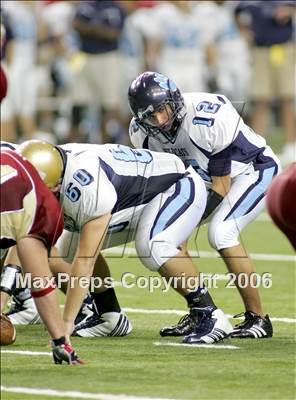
0;314;16;345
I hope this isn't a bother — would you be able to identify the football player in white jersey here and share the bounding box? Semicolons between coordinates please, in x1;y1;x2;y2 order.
0;140;131;335
15;140;233;344
128;71;281;339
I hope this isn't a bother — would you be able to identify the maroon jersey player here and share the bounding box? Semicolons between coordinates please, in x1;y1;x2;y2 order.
0;65;7;103
0;148;83;364
266;163;296;251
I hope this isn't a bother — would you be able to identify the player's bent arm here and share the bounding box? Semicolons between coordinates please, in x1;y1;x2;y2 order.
49;247;72;277
16;237;54;287
16;237;68;339
202;175;231;221
63;212;111;337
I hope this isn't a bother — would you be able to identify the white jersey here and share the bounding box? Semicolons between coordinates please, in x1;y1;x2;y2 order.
140;2;214;92
119;8;151;115
198;2;250;100
60;143;186;232
129;92;278;184
2;1;38;68
119;7;151;75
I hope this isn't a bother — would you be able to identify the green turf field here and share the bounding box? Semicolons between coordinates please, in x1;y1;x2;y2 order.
1;214;295;400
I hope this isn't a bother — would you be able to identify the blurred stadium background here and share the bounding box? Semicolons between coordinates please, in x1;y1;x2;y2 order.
1;0;295;163
0;1;295;400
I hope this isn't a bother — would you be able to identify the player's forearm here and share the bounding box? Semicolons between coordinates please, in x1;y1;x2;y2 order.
201;175;231;221
62;215;111;334
63;257;95;335
211;175;231;197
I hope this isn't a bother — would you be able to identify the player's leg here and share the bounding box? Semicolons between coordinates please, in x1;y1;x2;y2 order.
219;245;264;316
208;161;279;338
97;51;124;144
249;46;272;137
135;168;232;344
276;42;296;166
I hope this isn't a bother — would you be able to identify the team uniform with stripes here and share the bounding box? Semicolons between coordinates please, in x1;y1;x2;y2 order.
57;143;207;271
129;92;281;252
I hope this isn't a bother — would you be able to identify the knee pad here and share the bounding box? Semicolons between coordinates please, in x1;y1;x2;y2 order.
208;221;240;251
135;239;180;272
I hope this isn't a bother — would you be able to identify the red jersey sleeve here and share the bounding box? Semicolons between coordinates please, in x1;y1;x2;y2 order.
1;150;64;249
0;65;7;103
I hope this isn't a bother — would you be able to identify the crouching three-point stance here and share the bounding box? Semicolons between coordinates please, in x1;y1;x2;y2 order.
0;148;83;364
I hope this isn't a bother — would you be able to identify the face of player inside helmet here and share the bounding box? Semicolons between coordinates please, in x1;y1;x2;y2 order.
17;140;65;190
142;103;173;129
128;72;186;144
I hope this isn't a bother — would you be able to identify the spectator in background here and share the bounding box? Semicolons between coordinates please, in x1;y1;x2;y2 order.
235;1;295;165
118;1;157;134
1;1;40;142
68;0;126;143
140;0;217;93
39;0;77;94
209;1;251;105
35;0;77;141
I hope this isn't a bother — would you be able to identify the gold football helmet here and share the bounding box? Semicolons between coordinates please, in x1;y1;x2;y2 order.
17;140;65;189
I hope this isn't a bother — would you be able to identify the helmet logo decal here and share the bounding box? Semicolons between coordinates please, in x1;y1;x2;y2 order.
154;73;177;91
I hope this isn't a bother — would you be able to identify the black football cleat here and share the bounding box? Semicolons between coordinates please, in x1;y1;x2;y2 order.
159;310;198;337
73;312;132;337
183;307;232;344
230;311;273;338
74;294;94;326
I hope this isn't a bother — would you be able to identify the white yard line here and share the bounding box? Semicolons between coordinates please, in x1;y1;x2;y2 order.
154;341;240;350
59;305;296;324
1;350;51;356
0;386;176;400
102;247;295;263
122;308;296;324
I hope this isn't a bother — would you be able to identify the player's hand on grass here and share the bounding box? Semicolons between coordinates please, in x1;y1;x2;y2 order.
51;338;85;365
